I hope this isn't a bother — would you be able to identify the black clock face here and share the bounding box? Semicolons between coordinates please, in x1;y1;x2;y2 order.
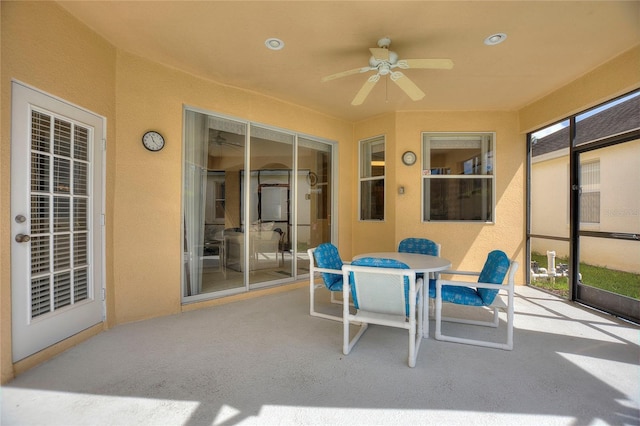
142;131;165;151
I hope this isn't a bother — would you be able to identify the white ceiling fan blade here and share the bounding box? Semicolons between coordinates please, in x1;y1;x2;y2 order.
352;74;380;106
396;59;454;70
369;47;390;61
321;67;372;82
390;71;425;101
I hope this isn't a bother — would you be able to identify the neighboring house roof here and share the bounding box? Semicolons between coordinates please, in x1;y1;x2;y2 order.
532;94;640;157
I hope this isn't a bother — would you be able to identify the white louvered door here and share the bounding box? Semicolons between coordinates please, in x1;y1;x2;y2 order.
11;82;105;362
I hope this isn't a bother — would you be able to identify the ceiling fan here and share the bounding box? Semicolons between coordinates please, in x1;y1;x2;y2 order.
208;130;243;151
322;37;453;106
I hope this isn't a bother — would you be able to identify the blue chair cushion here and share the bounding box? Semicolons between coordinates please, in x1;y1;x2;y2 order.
350;257;412;315
439;284;486;306
398;238;438;256
476;250;510;305
313;243;344;291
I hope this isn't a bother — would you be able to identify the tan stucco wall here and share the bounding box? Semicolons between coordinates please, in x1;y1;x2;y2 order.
113;51;353;324
1;1;117;384
519;45;640;133
353;111;526;279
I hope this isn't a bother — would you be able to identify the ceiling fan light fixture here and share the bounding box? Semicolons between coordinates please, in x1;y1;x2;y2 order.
265;38;284;50
484;33;507;46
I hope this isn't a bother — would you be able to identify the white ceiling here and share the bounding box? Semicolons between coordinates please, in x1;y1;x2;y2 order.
57;1;640;122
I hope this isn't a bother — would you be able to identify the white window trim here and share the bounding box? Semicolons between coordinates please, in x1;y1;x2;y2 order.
359;135;385;221
421;132;496;223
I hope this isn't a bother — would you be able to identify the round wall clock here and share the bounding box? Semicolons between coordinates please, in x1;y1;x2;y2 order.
142;130;165;152
402;150;417;166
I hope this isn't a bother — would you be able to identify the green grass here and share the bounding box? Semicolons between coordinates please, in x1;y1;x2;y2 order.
530;252;640;300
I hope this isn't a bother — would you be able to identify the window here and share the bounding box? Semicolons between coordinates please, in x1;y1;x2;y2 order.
422;132;495;222
580;160;600;224
359;136;385;220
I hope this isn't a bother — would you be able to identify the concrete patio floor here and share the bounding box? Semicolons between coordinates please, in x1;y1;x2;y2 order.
1;285;639;425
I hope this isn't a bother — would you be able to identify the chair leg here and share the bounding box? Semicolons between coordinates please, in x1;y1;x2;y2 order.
343;287;368;355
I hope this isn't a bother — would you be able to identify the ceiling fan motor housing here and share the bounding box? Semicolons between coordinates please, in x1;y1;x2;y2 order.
369;50;399;72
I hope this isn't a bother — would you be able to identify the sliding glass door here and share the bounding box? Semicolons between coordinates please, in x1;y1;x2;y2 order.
182;109;336;302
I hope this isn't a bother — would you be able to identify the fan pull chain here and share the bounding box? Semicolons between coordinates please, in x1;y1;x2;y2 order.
385;75;389;103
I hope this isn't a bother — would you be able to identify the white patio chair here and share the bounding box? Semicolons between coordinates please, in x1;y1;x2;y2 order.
342;257;424;368
398;237;441;334
434;250;519;350
308;244;349;322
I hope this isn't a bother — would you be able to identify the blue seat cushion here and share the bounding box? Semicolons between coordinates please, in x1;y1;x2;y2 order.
350;257;412;315
438;284;486;306
476;250;510;305
398;238;438;256
314;243;343;291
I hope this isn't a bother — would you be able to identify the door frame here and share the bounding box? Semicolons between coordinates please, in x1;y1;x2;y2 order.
527;91;640;323
10;80;107;361
570;129;640;323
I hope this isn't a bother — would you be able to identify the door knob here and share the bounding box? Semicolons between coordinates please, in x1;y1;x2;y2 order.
15;234;31;243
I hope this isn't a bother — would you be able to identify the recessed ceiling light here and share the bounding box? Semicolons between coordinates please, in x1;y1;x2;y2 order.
484;33;507;46
265;38;284;50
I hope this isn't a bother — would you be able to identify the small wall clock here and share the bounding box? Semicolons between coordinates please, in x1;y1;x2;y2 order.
402;150;417;166
142;130;165;152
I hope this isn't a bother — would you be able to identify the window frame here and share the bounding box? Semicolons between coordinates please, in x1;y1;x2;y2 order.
421;132;496;223
359;135;385;221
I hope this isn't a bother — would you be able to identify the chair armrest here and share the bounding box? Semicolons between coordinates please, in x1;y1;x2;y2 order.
314;267;342;275
435;279;511;291
440;270;480;277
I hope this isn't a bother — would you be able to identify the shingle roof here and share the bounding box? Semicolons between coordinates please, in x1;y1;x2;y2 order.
532;94;640;157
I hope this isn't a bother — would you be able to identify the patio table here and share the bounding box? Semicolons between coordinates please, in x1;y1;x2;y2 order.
352;252;452;338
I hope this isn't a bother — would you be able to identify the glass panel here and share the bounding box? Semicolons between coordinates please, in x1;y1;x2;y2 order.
575;92;640;146
54;272;72;309
424;178;492;221
31;235;50;275
54;119;71;157
54;157;71;194
31;195;49;234
360;138;384;178
360;180;384;220
31;152;50;193
74;198;87;231
298;138;333;276
54;196;70;232
53;234;71;271
31;276;51;318
423;133;495;222
183;110;336;300
74;161;88;195
424;134;493;176
530;120;570;236
529;237;570;299
183;110;247;297
74;268;89;302
31;111;51;153
27;111;93;320
74;232;88;267
248;126;293;286
74;126;89;161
